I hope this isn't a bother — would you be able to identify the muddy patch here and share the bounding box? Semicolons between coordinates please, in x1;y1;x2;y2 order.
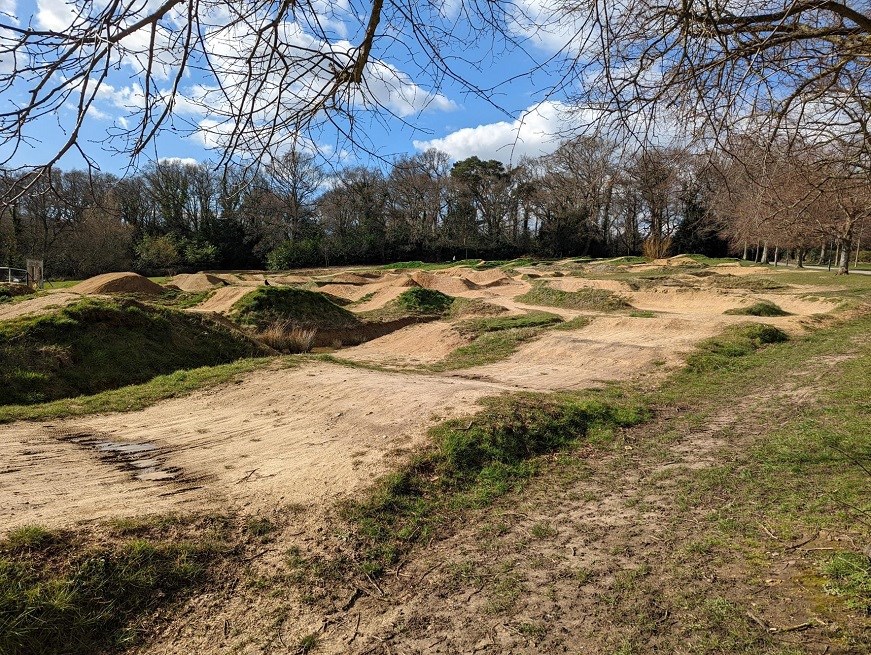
56;431;183;482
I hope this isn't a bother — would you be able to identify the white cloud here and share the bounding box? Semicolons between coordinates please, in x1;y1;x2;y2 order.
158;156;199;167
414;101;571;163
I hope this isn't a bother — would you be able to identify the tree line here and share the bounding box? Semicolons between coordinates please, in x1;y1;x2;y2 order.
1;137;867;278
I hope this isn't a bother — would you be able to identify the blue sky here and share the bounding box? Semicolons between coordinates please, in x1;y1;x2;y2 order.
1;0;582;173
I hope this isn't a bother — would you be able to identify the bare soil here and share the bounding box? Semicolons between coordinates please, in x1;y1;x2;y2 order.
2;259;864;654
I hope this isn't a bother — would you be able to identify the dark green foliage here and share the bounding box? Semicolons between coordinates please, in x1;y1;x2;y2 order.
518;283;631;311
724;301;791;317
231;286;360;330
686;323;788;372
393;288;454;314
0;299;265;406
0;531;220;654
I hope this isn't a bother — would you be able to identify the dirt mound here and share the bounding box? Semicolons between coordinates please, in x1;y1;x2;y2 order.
331;272;372;285
547;277;631;293
188;286;257;314
411;271;477;295
170;272;226;292
463;269;510;286
271;274;308;285
71;272;165;295
343;321;468;365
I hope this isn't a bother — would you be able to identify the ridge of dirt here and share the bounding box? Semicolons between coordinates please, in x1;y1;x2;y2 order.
71;272;165;295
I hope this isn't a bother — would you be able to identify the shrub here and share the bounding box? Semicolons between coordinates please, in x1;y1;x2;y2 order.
256;320;316;353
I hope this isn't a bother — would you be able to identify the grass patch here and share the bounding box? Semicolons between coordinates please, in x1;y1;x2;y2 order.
231;286;360;330
629;309;657;318
342;391;648;575
0;519;228;655
0;298;267;406
708;275;787;291
685;323;788;373
821;551;871;613
430;328;540;371
0;357;277;423
724;300;791;317
455;311;562;337
381;260;481;270
393;287;454;314
518;282;631;311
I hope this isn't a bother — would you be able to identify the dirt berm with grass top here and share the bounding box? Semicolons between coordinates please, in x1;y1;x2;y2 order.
0;298;267;405
231;286;454;347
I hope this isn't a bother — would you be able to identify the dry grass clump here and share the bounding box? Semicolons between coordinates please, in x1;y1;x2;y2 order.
257;320;316;353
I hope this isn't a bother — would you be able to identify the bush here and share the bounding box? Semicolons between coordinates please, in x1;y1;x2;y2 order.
231;286;359;330
724;301;791;317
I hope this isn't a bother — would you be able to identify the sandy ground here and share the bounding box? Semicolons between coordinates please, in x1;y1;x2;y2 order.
342;321;468;365
0;291;85;321
0;261;845;534
0;363;508;532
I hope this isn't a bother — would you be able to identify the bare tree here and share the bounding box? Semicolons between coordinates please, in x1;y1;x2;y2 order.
0;1;535;195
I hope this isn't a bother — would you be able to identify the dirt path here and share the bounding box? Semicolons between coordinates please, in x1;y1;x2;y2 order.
0;363;510;531
0;291;84;321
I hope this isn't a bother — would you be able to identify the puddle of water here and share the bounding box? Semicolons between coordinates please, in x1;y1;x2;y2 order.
58;433;182;482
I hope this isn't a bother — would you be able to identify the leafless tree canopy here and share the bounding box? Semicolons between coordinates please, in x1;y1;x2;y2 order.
552;1;871;146
0;1;535;178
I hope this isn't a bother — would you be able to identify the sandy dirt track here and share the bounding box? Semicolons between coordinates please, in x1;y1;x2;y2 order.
0;363;510;531
0;291;85;321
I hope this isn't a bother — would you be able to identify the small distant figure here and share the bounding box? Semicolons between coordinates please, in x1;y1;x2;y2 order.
264;278;271;286
452;255;456;261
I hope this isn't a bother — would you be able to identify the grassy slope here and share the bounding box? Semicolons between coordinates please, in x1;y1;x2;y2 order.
517;282;631;311
0;298;266;405
231;286;360;329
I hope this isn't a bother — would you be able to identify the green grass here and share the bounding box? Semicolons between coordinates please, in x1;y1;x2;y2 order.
821;551;871;612
455;311;563;337
231;286;360;330
341;390;649;575
430;328;542;370
0;298;267;406
0;520;227;655
0;357;280;423
392;287;454;314
708;275;787;291
724;300;791;317
685;323;788;374
518;282;631;311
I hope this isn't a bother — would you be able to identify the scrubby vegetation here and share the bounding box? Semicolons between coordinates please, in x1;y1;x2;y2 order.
724;300;791;316
0;298;266;405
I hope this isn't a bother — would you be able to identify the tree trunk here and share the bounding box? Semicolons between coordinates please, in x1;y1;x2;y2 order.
817;242;826;265
760;241;769;264
742;241;748;260
797;248;805;268
773;246;779;266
